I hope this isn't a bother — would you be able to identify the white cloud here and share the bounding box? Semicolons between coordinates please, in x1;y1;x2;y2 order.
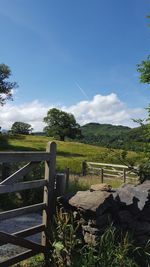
0;100;53;131
65;93;145;127
0;93;145;131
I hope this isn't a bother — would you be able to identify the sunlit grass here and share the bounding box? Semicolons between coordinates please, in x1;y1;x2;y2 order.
0;134;143;174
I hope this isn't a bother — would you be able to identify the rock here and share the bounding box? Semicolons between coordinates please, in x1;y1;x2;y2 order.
114;182;150;210
90;183;112;192
140;203;150;222
68;190;114;215
96;213;112;228
59;180;150;246
118;210;135;229
135;221;150;236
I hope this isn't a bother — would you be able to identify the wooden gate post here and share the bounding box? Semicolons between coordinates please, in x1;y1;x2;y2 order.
56;173;66;196
42;142;56;260
123;169;126;183
65;167;69;192
100;168;104;183
82;160;87;176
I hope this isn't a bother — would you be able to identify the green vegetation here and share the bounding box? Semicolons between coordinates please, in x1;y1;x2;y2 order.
68;175;123;193
0;63;18;106
12;254;45;267
0;134;142;174
78;123;145;152
12;210;150;267
11;122;33;135
137;54;150;85
44;108;81;141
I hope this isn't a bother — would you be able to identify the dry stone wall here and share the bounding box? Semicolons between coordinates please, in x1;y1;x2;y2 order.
59;181;150;245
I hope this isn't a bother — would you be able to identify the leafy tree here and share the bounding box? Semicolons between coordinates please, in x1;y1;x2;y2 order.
0;63;18;106
136;16;150;181
43;108;81;141
137;55;150;84
11;122;33;135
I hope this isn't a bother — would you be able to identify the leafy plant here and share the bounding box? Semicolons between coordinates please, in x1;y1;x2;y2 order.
49;209;150;267
51;208;82;266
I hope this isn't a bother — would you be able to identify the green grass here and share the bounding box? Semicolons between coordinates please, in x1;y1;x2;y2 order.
0;134;143;174
12;254;45;267
67;175;123;192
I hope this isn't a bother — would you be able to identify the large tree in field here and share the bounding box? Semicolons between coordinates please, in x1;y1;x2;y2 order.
0;63;18;106
43;108;81;141
11;122;33;135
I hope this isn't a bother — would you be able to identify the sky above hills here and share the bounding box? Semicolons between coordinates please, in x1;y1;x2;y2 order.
0;0;150;131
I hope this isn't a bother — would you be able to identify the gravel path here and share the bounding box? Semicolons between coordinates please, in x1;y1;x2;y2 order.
0;213;42;260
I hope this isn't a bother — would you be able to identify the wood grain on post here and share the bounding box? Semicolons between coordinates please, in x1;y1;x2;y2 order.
42;141;56;250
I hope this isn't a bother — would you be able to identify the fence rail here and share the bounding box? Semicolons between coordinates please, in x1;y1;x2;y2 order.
82;161;139;183
0;141;56;267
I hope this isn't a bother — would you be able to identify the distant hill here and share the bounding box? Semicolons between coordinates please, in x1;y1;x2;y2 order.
81;123;130;136
79;123;145;151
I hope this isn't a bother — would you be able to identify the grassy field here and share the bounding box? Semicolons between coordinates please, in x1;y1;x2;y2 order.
0;135;146;267
0;134;143;174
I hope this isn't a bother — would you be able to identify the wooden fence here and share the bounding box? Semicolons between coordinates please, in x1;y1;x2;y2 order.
0;141;57;266
82;161;139;183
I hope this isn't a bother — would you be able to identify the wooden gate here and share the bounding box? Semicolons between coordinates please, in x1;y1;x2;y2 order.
0;141;56;266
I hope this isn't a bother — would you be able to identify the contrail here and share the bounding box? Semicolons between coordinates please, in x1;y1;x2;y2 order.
75;82;89;100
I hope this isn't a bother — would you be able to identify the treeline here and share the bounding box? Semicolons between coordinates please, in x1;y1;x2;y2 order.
76;123;146;152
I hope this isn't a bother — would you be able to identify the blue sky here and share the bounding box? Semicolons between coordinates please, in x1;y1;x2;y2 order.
0;0;150;130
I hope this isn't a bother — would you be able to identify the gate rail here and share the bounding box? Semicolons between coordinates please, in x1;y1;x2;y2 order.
82;161;139;183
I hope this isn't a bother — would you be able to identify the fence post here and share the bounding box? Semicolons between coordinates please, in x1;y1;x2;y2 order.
65;167;69;192
56;173;66;196
101;168;104;183
82;160;87;176
42;141;56;261
123;169;126;183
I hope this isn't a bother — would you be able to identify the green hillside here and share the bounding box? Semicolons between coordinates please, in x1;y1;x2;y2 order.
81;123;130;135
79;123;145;151
0;134;142;173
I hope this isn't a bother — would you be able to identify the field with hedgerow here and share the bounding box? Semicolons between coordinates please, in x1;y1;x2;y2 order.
0;134;143;174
